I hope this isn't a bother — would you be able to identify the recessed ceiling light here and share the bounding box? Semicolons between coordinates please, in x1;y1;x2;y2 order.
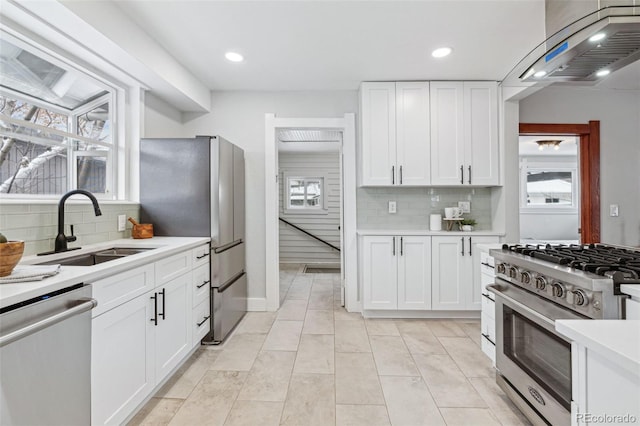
225;52;244;63
589;33;606;42
432;47;452;58
596;69;610;77
534;70;547;78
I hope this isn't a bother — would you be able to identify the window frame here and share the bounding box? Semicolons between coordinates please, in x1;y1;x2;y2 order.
283;172;328;215
519;158;579;214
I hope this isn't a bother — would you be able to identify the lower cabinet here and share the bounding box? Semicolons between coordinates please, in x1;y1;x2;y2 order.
362;235;431;310
432;236;498;310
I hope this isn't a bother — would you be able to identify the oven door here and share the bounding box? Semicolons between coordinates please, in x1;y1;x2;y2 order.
489;280;587;426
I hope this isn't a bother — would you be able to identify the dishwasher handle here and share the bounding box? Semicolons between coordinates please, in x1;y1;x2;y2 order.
0;298;97;348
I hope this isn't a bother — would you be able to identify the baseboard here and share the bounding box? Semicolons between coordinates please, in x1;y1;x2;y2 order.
247;297;267;311
362;310;481;319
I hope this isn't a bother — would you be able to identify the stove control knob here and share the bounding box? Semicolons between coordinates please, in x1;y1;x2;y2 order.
535;276;547;290
497;263;507;274
552;282;566;298
521;271;532;285
571;290;588;306
509;267;519;279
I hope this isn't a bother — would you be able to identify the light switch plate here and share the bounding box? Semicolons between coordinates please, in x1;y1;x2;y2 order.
458;201;471;213
388;201;397;214
118;214;126;231
610;204;619;217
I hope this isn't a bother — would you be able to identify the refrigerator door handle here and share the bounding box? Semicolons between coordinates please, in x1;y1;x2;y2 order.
213;239;243;254
217;272;245;293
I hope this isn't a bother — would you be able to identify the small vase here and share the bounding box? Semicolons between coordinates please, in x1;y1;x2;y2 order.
461;225;473;232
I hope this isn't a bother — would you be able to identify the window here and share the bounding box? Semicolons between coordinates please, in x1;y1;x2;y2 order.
0;33;116;197
285;175;327;213
520;161;578;211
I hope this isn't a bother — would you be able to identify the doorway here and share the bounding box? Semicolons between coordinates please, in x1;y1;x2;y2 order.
265;114;357;312
519;121;601;243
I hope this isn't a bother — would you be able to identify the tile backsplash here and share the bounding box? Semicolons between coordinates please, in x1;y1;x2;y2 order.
357;187;492;230
0;202;140;256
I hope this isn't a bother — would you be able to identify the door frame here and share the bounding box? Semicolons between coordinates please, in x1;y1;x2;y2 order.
519;121;600;243
265;113;357;312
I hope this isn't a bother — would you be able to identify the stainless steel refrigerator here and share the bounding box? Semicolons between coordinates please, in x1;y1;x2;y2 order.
140;135;246;344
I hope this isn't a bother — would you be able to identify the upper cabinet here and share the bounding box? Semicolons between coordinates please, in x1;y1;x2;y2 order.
360;82;430;186
430;81;499;186
360;80;499;187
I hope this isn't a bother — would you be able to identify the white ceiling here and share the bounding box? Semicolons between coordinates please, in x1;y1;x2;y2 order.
113;0;547;91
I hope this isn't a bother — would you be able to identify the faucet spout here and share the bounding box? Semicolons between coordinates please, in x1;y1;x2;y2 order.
54;190;102;253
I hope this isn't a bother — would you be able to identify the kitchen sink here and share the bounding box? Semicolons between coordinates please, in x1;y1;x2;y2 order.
35;247;155;266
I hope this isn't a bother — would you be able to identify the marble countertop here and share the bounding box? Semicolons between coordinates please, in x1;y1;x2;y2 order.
0;237;210;309
556;320;640;375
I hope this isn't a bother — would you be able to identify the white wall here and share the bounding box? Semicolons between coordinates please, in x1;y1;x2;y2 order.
519;86;640;247
278;152;341;264
181;91;358;300
143;92;187;138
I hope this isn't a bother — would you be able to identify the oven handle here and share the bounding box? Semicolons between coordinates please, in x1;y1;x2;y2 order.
486;284;555;328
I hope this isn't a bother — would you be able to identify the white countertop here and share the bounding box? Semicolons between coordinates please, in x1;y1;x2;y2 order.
357;229;504;236
0;237;210;309
556;320;640;375
621;285;640;299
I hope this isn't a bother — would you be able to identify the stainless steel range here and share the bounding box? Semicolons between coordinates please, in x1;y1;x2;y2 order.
488;244;640;426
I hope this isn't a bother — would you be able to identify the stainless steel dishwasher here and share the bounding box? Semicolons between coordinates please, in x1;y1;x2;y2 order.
0;283;97;426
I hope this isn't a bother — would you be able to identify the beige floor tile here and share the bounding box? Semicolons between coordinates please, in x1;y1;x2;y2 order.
303;309;335;334
413;354;487;408
394;319;433;334
308;291;335;310
128;398;183;426
211;333;267;371
439;337;494;378
439;408;501;426
280;373;336;426
236;351;295;402
156;348;220;399
400;330;448;355
380;376;445;426
335;320;371;352
277;299;309;321
459;321;482;347
369;335;420;376
334;307;363;321
263;320;303;351
364;319;400;336
169;371;247;426
335;352;385;405
285;281;312;300
294;334;335;374
335;404;390;426
223;400;283;426
469;378;532;426
312;278;334;289
427;320;468;337
235;312;277;334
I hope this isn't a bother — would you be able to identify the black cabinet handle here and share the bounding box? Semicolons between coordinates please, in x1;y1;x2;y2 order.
468;165;472;184
399;166;403;184
392;237;396;256
391;166;395;185
482;293;494;301
150;292;158;326
461;237;465;256
159;288;166;320
400;237;403;256
197;280;210;289
197;315;211;327
481;333;495;345
196;252;209;259
460;165;464;184
468;237;472;256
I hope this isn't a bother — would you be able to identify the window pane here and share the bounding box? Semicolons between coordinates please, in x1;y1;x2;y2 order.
526;171;573;205
0;139;67;194
76;156;106;193
305;180;321;207
77;103;110;143
289;179;304;207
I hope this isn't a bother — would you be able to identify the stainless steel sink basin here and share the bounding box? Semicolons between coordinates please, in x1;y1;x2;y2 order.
35;247;155;266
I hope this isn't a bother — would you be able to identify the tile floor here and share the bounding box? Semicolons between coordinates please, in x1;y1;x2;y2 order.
129;264;531;426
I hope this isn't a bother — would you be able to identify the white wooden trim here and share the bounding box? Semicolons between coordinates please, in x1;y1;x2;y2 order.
265;113;279;311
247;297;267;311
342;113;359;313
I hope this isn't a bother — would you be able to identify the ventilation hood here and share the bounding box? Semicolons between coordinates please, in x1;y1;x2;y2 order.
503;5;640;86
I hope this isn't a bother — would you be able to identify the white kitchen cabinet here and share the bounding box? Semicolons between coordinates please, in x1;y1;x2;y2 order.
361;235;431;310
360;82;430;186
430;81;499;186
431;236;498;310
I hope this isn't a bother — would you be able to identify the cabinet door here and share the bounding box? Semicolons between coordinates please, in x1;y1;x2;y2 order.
464;82;499;185
155;273;192;380
468;236;499;310
360;82;397;186
92;293;155;426
431;236;470;310
362;236;397;309
430;82;464;185
396;82;430;186
397;236;431;310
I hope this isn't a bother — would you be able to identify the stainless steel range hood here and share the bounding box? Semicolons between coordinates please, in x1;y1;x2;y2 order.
503;5;640;86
